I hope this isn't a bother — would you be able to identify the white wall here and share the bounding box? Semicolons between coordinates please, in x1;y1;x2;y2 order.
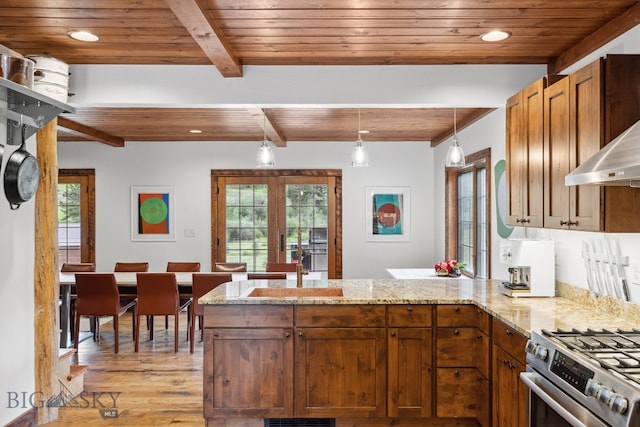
0;136;37;426
58;139;434;278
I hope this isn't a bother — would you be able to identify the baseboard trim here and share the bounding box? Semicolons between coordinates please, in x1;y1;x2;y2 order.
5;408;37;427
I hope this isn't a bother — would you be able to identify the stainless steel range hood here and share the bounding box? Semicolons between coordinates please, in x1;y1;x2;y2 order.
565;119;640;187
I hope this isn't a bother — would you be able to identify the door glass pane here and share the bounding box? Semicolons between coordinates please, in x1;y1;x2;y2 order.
285;184;328;276
225;184;269;271
457;171;474;274
57;183;81;266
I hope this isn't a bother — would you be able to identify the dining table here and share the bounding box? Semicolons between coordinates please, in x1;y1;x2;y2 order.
58;271;322;348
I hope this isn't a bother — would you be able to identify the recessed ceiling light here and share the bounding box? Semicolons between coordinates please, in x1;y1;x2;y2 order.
67;30;100;42
480;30;510;42
189;129;203;134
358;130;370;134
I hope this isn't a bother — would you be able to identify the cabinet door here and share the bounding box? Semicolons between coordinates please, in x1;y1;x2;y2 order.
204;328;294;418
544;77;571;229
437;368;490;427
506;79;545;227
569;59;604;231
294;327;386;418
492;345;527;427
387;327;432;417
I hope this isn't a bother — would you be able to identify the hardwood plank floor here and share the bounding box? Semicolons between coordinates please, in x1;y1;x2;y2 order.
47;311;205;426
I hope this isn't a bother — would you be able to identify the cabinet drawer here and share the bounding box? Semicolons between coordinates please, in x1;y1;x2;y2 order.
436;305;489;333
437;328;490;376
204;305;293;328
388;304;432;327
295;305;385;327
436;367;489;421
492;318;528;361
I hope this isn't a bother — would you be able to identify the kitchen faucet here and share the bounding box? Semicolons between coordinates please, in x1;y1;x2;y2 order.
296;227;308;287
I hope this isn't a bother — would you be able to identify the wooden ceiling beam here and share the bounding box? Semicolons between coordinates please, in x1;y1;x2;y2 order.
550;2;640;75
246;108;287;147
164;0;243;77
57;117;125;147
430;108;496;147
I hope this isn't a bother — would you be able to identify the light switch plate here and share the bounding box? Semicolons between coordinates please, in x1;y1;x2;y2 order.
184;228;196;237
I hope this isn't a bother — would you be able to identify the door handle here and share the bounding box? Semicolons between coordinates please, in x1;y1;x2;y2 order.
280;234;285;252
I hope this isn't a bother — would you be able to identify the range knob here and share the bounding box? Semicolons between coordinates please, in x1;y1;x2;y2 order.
533;344;548;361
596;387;612;405
609;393;628;414
585;379;601;397
525;339;537;354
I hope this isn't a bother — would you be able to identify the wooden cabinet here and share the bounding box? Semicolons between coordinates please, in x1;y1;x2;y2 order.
294;305;386;418
203;305;294;418
544;55;640;231
491;318;529;427
387;305;433;418
506;78;546;227
435;305;490;427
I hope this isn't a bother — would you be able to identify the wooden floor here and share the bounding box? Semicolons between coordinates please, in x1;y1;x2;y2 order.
46;311;206;426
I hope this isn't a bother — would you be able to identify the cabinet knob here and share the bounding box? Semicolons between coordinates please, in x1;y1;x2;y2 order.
298;332;304;337
569;220;578;226
454;307;460;312
284;332;290;338
560;220;569;226
506;329;512;336
454;329;460;335
454;370;460;376
390;332;396;337
407;306;413;312
503;359;509;366
521;218;530;224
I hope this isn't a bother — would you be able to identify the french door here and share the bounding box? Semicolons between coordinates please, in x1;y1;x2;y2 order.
212;170;342;278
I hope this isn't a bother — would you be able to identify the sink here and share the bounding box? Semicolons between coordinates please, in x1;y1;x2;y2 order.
246;287;344;298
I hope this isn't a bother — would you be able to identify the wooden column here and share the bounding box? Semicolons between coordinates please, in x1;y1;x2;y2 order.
34;118;59;424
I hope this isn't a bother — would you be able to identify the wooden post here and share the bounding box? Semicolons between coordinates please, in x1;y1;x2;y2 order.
34;118;59;424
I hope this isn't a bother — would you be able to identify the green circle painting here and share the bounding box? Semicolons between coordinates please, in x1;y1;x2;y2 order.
139;197;168;225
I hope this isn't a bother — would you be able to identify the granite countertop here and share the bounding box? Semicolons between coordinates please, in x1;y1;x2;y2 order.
200;278;636;337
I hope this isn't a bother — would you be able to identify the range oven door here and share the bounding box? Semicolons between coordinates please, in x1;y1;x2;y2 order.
520;370;609;427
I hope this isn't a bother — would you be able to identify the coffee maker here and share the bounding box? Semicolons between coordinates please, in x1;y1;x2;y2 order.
501;239;555;297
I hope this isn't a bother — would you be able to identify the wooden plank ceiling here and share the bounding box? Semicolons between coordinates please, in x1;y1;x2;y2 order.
1;0;639;146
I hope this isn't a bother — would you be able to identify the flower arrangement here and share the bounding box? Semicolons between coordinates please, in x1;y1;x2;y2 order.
434;259;466;276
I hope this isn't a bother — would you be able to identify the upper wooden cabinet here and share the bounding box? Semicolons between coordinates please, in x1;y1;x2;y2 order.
506;78;546;227
543;55;640;231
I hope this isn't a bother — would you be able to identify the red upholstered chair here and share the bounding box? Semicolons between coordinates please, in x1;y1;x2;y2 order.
61;263;96;342
247;272;287;280
74;273;137;353
166;262;201;272
114;262;149;272
266;262;297;272
135;273;191;352
213;262;247;272
189;273;232;353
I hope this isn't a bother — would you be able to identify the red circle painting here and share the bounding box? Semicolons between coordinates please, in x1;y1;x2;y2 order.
377;203;401;227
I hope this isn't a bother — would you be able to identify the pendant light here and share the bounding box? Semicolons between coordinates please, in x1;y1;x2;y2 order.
351;109;370;167
256;112;275;168
445;107;465;167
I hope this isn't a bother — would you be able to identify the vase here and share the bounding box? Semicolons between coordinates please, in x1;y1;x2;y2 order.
436;269;449;277
449;268;461;277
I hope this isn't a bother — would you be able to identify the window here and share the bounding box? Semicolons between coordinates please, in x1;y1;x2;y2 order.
58;170;95;268
445;149;490;278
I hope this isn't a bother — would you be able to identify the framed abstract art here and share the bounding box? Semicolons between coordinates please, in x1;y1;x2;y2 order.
130;186;176;241
365;186;411;242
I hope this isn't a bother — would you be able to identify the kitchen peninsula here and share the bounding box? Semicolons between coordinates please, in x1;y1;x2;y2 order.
200;278;635;427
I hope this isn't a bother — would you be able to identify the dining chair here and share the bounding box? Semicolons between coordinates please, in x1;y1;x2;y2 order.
164;262;201;328
74;273;137;353
61;262;96;342
166;261;201;272
247;272;288;280
114;262;149;299
266;262;297;272
189;273;232;353
213;262;247;272
135;273;191;352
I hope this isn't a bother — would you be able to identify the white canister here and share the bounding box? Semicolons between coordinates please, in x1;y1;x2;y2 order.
26;54;69;75
33;81;68;103
35;69;69;87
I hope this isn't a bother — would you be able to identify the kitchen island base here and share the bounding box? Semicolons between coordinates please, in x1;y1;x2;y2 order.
205;418;480;427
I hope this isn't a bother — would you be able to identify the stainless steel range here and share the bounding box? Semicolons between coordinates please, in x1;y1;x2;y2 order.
522;329;640;427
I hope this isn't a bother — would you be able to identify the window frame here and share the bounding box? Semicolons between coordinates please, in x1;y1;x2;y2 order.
58;169;96;266
444;148;491;278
